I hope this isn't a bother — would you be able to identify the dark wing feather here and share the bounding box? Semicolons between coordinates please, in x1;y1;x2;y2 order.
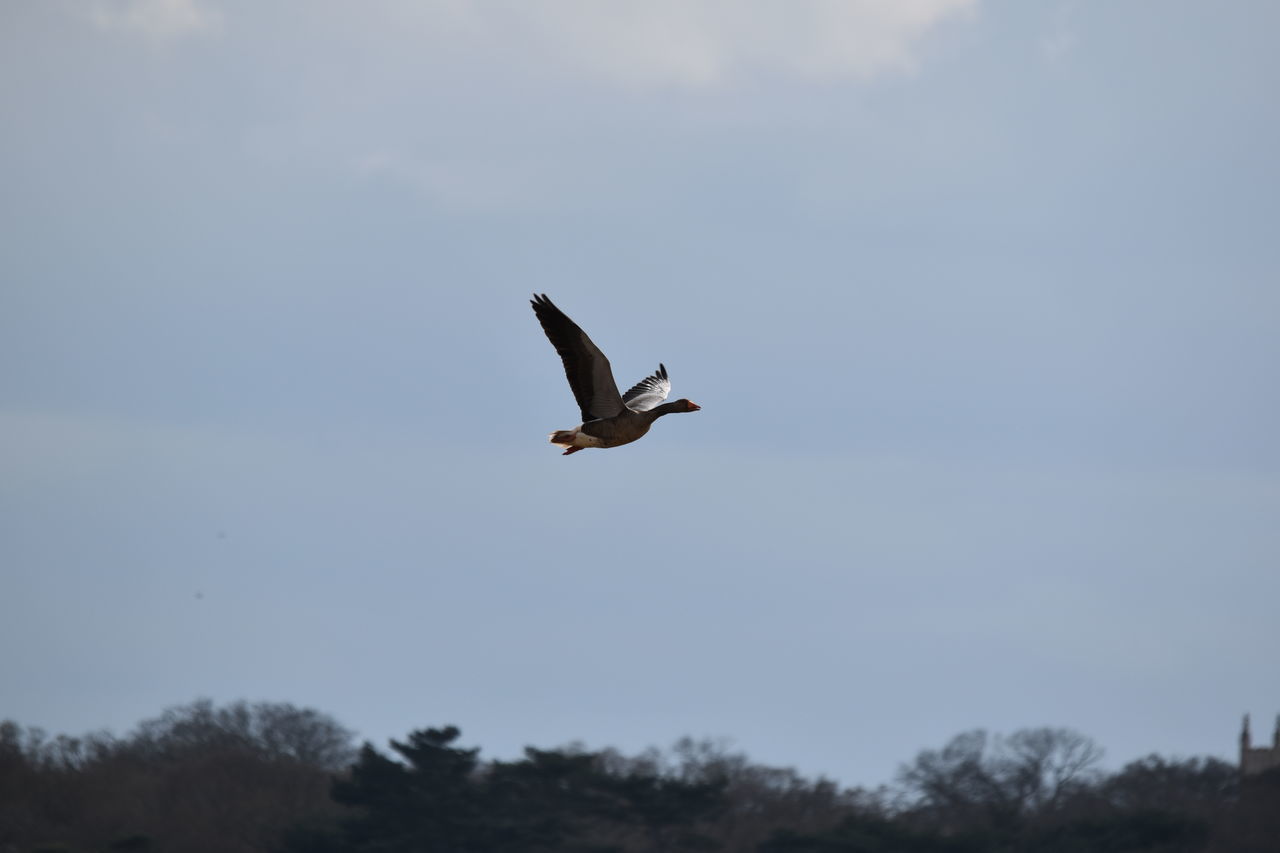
622;363;671;412
530;294;625;422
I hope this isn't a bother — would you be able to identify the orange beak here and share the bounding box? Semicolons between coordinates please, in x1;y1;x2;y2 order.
687;401;701;411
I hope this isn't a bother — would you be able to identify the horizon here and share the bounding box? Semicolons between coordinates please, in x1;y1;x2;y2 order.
1;694;1264;790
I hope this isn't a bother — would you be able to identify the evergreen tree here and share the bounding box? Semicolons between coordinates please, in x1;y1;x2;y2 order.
286;726;729;852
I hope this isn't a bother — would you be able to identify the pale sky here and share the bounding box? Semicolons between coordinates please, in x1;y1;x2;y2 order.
3;0;1278;788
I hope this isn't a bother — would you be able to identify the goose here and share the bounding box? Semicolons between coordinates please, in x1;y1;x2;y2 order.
531;293;700;455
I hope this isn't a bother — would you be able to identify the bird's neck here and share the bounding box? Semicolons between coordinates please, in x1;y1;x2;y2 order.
645;401;687;420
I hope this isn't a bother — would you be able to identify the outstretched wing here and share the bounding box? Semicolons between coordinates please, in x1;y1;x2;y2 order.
530;294;626;422
622;363;671;412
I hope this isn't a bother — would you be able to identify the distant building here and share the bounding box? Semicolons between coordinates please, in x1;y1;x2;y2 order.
1239;713;1280;776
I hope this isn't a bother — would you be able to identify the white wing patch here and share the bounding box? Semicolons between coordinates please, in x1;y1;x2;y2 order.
622;363;671;412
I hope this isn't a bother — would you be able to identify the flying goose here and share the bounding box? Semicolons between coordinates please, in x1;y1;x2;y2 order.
530;293;700;455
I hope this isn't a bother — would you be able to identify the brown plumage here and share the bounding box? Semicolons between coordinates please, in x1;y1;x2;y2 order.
530;294;700;455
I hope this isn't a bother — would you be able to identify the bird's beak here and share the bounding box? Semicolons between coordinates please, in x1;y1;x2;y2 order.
688;401;701;411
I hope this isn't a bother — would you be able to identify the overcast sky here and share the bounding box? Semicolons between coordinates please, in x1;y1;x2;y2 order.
3;0;1278;788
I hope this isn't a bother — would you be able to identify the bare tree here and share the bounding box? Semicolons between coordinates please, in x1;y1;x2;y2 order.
997;727;1104;813
896;727;1104;831
129;698;355;771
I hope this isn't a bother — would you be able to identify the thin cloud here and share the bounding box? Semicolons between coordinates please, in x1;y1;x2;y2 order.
461;0;979;88
90;0;222;40
1040;1;1078;64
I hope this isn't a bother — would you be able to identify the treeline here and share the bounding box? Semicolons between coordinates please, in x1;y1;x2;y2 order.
1;700;1277;852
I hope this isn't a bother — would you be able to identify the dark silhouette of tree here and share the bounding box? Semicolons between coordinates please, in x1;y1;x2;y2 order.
760;813;982;853
129;698;355;771
324;726;510;852
1098;755;1235;819
896;727;1104;834
761;804;1212;853
0;699;354;853
292;726;728;852
1033;810;1210;853
598;736;877;851
593;767;726;850
5;705;1273;853
998;727;1104;815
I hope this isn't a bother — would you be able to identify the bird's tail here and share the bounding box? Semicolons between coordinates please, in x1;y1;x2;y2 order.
549;429;586;455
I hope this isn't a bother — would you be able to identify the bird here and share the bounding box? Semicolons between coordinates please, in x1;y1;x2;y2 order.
530;293;700;455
